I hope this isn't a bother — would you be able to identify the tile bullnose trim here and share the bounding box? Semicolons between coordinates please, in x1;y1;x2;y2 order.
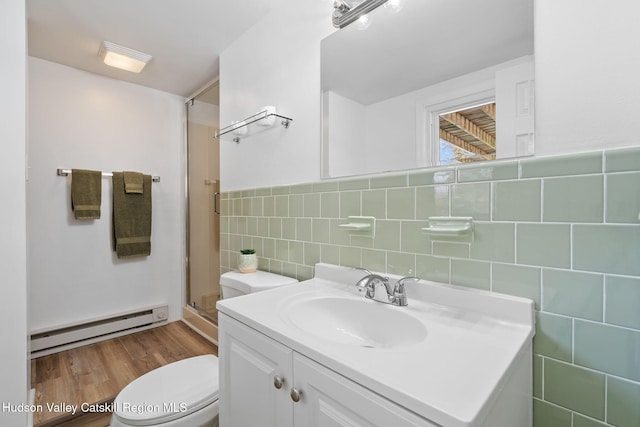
604;145;640;173
520;151;604;178
225;145;640;194
456;159;520;183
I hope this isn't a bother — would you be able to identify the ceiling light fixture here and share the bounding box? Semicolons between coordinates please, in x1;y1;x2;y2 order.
98;41;152;73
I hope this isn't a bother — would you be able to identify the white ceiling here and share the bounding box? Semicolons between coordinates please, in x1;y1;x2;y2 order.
27;0;282;98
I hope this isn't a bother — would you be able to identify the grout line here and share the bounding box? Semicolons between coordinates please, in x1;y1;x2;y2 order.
513;221;518;265
577;317;640;333
571;318;575;364
569;223;573;270
604;375;609;423
603;173;608;223
541;355;545;400
448;181;452;216
489;181;494;222
489;262;493;292
602;276;607;324
385;188;389;220
540;178;545;222
540;269;545;312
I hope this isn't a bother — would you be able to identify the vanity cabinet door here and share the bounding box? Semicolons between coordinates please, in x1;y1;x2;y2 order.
219;314;293;427
292;353;437;427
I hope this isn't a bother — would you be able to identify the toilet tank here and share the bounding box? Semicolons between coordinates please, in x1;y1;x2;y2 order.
220;270;298;299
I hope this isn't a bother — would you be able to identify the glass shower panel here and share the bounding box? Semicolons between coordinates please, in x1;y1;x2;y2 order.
186;82;220;321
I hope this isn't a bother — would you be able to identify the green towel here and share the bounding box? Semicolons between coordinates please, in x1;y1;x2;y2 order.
112;172;152;258
71;169;102;220
123;171;144;194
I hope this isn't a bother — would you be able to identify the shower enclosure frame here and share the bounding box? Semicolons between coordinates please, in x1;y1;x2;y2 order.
182;78;221;340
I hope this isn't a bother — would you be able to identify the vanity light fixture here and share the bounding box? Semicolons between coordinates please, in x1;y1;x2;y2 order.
332;0;388;28
354;13;371;30
98;41;152;73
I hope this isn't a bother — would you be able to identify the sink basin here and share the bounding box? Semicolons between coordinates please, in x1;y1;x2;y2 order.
281;296;427;349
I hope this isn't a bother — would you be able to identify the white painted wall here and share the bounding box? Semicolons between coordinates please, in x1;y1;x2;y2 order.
221;0;640;190
28;58;185;331
219;0;334;191
0;0;29;424
534;0;640;155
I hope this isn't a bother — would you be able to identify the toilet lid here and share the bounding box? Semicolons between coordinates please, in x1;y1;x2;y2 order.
220;270;298;294
113;354;219;426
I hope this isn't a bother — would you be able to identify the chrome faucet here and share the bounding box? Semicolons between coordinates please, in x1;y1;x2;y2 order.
355;272;419;307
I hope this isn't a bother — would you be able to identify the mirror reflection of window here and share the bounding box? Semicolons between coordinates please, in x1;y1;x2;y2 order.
438;102;496;165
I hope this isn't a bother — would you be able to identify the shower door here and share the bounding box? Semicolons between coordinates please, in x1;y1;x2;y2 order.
186;82;220;321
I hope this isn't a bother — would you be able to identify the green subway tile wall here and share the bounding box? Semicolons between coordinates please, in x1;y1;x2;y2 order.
220;147;640;427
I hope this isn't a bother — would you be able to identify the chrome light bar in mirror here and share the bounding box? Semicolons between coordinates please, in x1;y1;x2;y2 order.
321;0;534;178
332;0;388;28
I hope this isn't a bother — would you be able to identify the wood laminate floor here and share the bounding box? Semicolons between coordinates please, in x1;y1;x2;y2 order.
31;321;218;427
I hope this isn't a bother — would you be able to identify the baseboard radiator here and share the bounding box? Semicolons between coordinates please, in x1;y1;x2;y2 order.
31;305;169;358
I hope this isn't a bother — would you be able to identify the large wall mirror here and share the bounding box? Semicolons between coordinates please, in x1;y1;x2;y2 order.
321;0;534;178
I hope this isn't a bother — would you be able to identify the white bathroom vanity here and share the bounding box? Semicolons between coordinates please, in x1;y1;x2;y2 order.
216;263;535;427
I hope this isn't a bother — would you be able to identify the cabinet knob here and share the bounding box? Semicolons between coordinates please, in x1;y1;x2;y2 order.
273;375;284;389
290;387;302;403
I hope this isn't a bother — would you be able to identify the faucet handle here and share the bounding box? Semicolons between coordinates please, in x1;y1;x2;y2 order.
355;274;373;297
395;276;419;290
393;276;419;306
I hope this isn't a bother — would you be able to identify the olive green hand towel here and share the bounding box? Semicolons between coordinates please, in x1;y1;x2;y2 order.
71;169;102;220
112;172;152;258
123;171;144;194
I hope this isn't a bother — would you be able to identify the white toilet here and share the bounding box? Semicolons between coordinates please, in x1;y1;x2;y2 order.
110;270;298;427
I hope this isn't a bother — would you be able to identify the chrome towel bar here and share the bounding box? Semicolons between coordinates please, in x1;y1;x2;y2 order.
57;168;160;183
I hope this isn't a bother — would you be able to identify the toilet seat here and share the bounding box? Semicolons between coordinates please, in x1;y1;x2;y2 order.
112;355;219;426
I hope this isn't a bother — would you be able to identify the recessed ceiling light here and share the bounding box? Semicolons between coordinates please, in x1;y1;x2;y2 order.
98;41;152;73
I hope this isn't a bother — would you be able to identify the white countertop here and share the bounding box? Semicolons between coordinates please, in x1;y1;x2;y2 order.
217;263;534;427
